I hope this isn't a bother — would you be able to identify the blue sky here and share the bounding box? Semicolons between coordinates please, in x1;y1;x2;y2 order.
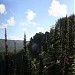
0;0;74;41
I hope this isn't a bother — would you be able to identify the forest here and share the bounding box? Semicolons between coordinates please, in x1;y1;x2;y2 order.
0;14;75;75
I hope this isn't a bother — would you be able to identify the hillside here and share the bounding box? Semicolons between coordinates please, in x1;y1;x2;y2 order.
0;39;23;52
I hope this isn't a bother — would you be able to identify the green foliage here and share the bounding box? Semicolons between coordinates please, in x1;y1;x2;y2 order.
0;14;75;75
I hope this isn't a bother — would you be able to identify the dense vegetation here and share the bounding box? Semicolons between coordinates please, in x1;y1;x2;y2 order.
0;14;75;75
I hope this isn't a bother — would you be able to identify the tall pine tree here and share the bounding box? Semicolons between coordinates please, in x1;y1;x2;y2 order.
5;28;9;75
23;33;31;75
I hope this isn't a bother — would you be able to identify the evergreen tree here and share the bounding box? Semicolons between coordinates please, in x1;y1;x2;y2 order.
13;41;17;75
47;27;55;75
23;33;31;75
5;28;9;75
53;22;61;62
47;22;61;75
39;46;44;75
60;16;70;75
67;14;75;75
5;28;15;75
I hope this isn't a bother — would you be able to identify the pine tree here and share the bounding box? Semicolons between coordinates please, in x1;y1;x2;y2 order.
47;27;56;75
5;28;9;75
13;41;17;75
5;28;14;75
23;33;31;75
47;22;61;75
39;46;44;75
54;22;61;62
67;14;75;75
60;16;70;75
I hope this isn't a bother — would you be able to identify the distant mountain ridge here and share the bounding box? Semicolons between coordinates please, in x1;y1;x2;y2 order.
0;39;24;52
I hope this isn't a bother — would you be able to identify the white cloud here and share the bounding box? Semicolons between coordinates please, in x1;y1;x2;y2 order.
19;9;37;27
0;4;6;14
37;26;45;33
0;17;16;28
8;35;23;40
7;17;16;26
48;0;68;17
19;9;37;31
25;9;36;21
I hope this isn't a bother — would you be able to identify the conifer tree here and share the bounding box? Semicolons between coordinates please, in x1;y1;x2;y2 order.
23;33;31;75
47;27;55;75
5;28;13;75
67;14;75;75
60;16;70;75
47;23;61;75
39;46;44;75
54;22;61;62
5;28;9;75
13;41;17;75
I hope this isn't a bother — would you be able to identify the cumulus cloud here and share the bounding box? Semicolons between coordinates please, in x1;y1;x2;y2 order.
25;9;36;21
48;0;68;17
0;4;6;14
0;17;16;28
20;9;38;29
7;17;16;26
